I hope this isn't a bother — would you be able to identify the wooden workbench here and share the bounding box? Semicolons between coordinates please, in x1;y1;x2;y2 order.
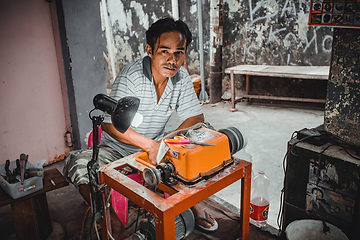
0;168;68;240
98;155;252;240
225;65;330;111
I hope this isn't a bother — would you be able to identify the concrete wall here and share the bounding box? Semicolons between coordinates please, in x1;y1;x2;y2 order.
62;0;106;148
101;0;333;94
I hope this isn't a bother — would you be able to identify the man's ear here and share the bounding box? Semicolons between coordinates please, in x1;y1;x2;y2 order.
146;44;152;57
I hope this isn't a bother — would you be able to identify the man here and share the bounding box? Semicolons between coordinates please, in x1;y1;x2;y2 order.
64;17;217;237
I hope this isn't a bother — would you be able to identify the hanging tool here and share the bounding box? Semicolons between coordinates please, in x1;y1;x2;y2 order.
164;136;216;146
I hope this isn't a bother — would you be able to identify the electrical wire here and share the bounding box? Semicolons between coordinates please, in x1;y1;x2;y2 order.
342;147;360;160
94;222;100;240
277;132;296;234
326;133;360;160
87;187;115;240
172;158;234;185
89;191;95;240
144;215;155;239
130;182;161;238
80;206;91;240
277;130;324;233
290;129;360;160
108;229;116;240
105;189;116;240
143;185;157;237
126;208;144;230
133;205;142;233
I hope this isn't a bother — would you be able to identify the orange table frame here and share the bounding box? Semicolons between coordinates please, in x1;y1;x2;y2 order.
98;155;252;240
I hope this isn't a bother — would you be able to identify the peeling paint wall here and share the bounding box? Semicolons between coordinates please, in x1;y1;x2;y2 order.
102;0;206;87
324;28;360;147
102;0;332;93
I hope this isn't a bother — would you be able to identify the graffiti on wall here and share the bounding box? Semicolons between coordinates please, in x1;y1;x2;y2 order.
223;0;333;66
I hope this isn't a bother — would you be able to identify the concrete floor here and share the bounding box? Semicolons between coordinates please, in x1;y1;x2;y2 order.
0;100;324;239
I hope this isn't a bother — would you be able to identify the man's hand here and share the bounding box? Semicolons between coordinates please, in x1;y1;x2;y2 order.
101;122;159;166
145;140;160;165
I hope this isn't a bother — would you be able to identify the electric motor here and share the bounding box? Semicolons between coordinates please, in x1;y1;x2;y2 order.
133;209;195;240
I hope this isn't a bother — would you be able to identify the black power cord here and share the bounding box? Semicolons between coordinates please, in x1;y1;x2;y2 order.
277;132;296;235
291;128;360;160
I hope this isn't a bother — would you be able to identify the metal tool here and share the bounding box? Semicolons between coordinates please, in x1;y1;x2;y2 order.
164;136;216;146
26;169;44;177
14;159;20;176
4;160;16;183
2;155;43;185
5;160;12;177
19;153;28;185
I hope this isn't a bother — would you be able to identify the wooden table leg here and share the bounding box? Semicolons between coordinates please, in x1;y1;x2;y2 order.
11;194;52;240
240;163;252;240
245;75;250;95
230;70;237;112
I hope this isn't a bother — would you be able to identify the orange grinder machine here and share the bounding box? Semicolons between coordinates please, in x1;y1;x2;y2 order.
136;124;246;188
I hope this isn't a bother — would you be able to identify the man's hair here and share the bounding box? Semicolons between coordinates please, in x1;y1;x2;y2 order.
146;17;192;51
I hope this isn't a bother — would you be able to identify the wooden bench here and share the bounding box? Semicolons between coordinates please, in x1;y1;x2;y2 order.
0;168;68;240
225;65;330;111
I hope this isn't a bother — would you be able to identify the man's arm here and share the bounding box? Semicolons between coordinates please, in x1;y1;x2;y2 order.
101;114;204;165
176;114;204;130
101;122;159;165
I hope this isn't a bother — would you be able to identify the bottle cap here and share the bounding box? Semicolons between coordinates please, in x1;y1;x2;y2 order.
258;170;265;174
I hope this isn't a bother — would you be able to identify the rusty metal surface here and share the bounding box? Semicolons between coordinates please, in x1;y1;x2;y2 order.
98;154;252;240
325;28;360;147
44;153;68;166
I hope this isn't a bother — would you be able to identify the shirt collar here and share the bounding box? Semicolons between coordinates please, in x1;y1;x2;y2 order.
142;56;180;84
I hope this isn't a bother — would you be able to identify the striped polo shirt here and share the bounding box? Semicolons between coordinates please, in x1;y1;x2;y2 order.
101;56;203;157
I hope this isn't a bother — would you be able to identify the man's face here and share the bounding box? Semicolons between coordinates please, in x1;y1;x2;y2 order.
147;31;187;83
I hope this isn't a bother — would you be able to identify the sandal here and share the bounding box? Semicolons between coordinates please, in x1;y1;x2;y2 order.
195;210;218;233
